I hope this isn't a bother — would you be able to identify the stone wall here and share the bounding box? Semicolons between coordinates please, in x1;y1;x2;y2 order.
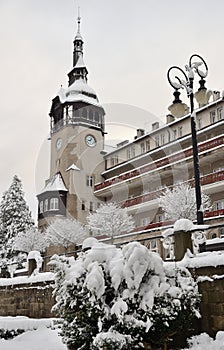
0;281;56;318
191;265;224;337
0;266;224;339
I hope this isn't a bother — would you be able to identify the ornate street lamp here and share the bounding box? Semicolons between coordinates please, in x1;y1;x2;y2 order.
167;54;208;225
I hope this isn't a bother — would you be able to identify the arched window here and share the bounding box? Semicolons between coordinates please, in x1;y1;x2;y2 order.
44;199;48;212
95;111;99;123
50;198;59;210
39;201;43;214
82;108;87;119
89;110;93;121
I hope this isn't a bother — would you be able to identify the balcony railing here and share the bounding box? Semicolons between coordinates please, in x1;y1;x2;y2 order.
133;209;224;234
94;135;224;192
122;170;224;209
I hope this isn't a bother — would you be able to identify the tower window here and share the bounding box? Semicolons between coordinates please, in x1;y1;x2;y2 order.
81;200;85;210
89;110;93;121
95;112;99;122
44;199;48;212
39;201;43;214
50;198;59;210
82;108;87;118
86;175;94;187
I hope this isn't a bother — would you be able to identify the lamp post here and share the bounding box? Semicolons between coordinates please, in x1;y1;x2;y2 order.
167;54;208;225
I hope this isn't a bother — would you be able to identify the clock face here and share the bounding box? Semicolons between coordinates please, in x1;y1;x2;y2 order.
56;138;62;150
85;134;96;147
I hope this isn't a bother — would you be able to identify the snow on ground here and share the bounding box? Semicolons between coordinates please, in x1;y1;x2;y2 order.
0;327;66;350
0;316;66;350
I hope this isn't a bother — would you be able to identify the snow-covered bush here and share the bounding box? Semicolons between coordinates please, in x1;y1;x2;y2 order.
185;331;224;350
87;202;135;241
14;227;47;253
51;240;200;349
159;183;211;221
45;218;87;250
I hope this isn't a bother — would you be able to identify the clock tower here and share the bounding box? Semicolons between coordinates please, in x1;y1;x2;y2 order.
37;14;105;229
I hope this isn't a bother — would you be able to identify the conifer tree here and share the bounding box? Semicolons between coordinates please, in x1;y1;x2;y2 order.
0;175;34;263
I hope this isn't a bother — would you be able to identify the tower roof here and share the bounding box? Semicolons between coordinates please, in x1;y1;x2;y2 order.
57;78;102;107
38;173;68;195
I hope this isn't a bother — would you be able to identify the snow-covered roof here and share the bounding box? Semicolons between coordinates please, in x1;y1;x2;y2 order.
74;55;86;68
66;163;80;171
38;173;68;195
58;78;102;108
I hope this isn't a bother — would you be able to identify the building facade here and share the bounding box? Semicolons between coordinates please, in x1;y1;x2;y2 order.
37;18;224;258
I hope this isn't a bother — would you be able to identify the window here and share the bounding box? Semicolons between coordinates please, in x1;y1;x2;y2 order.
214;200;224;210
81;200;85;210
140;142;145;154
131;146;135;157
198;118;202;130
160;134;165;145
219;228;224;238
89;110;93;121
146;139;150;151
86;175;94;187
141;217;150;227
82;108;87;119
173;129;177;140
210;110;216;124
90;201;93;212
155;136;159;147
148;239;158;252
217;107;224;120
39;201;43;214
157;214;165;222
178;126;183;137
95;111;99;122
50;198;59;210
44;199;48;212
127;148;131;159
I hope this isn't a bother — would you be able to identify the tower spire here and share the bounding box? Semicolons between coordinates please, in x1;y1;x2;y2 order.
75;6;82;41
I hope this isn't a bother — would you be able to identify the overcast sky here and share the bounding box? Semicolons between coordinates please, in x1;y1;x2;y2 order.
0;0;224;221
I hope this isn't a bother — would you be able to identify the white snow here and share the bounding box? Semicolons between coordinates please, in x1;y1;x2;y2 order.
58;78;102;107
0;327;66;350
0;316;57;331
178;250;224;269
0;317;66;350
0;272;54;287
39;173;68;194
65;163;80;171
185;331;224;350
27;251;43;275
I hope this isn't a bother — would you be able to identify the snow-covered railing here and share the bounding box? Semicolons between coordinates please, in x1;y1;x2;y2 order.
94;135;224;192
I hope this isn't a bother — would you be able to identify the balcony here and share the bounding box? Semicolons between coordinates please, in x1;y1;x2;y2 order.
132;209;224;235
94;135;224;193
122;170;224;209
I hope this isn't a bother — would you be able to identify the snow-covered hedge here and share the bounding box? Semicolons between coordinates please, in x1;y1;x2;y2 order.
51;240;200;349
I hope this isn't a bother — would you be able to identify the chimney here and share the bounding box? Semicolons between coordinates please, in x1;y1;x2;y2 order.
152;122;159;131
135;129;145;139
166;114;175;124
